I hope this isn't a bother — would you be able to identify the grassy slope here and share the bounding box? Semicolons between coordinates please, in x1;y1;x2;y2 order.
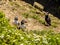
9;1;60;32
0;1;60;45
0;11;60;45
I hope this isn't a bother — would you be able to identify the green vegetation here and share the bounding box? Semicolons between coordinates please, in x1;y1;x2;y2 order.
22;12;45;24
0;11;60;45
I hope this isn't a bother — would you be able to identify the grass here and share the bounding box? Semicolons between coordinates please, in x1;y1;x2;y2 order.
22;12;45;25
0;11;5;18
22;13;30;18
0;11;60;45
51;23;58;28
10;2;21;8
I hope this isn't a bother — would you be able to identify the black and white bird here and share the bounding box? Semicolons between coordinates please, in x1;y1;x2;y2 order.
13;16;19;25
45;12;51;26
17;20;27;30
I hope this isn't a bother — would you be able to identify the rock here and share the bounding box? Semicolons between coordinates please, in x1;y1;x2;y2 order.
34;2;44;11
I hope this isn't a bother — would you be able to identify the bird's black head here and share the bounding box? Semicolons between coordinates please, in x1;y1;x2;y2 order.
14;16;18;20
21;20;27;25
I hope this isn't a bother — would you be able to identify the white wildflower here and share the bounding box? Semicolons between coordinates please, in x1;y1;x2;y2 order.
48;38;51;40
35;38;40;41
18;33;21;35
33;34;36;36
13;40;16;42
15;33;17;35
0;34;4;39
44;35;46;37
25;41;29;43
27;35;30;38
21;36;24;40
7;35;10;37
43;40;48;44
8;30;11;32
20;43;24;45
42;37;48;44
56;37;59;40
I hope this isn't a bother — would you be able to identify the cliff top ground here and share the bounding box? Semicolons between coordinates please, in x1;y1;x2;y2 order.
0;0;60;32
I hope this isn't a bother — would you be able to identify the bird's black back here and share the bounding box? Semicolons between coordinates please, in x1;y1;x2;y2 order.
45;15;51;25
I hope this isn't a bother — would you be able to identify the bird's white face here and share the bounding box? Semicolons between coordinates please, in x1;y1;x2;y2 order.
44;12;48;15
